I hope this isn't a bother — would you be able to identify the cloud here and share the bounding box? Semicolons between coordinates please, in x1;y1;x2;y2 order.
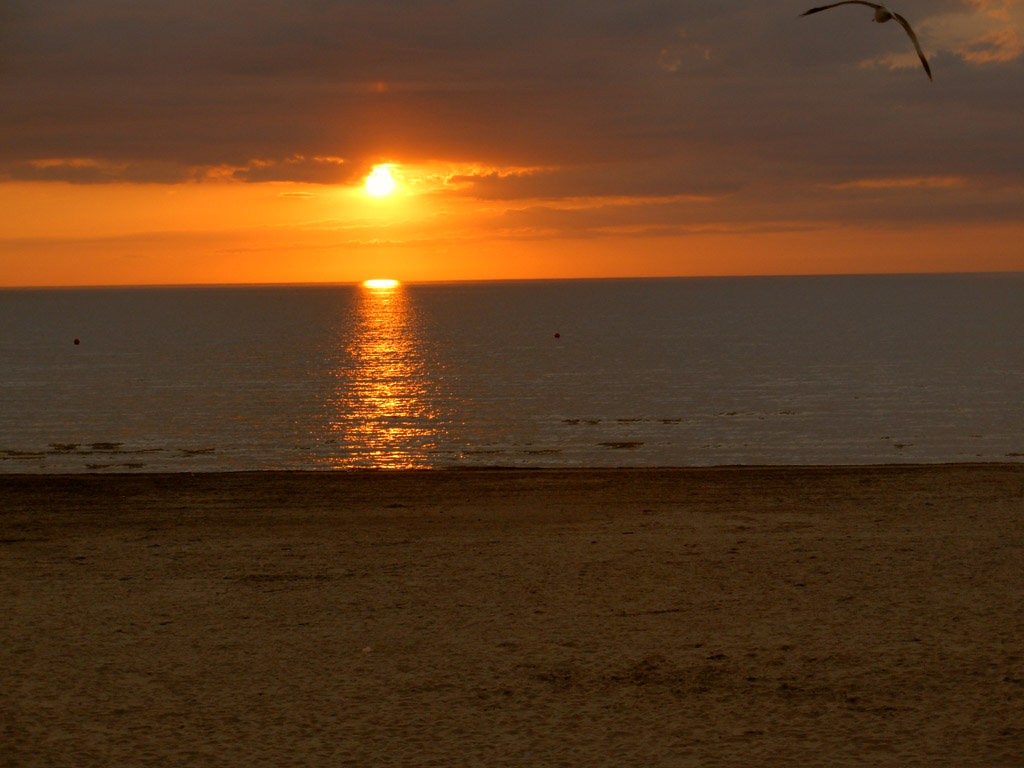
827;176;969;190
922;0;1024;62
958;27;1023;61
7;158;129;183
230;156;355;185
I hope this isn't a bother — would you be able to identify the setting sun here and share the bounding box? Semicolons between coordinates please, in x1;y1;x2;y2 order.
365;165;396;197
363;278;399;289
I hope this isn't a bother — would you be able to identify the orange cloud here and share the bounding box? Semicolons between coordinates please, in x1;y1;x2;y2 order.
958;27;1023;62
924;0;1024;64
405;163;552;195
827;177;969;190
964;0;1021;22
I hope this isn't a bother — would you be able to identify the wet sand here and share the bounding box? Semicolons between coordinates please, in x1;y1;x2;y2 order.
2;465;1023;767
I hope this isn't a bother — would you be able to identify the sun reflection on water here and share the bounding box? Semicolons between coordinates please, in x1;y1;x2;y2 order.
325;280;443;468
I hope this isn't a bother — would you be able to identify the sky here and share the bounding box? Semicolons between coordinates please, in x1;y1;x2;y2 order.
1;0;1022;286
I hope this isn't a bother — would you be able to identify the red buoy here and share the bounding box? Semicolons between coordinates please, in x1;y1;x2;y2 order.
554;332;560;339
74;338;80;345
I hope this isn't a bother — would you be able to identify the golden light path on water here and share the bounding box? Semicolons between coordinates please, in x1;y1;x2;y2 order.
325;280;444;468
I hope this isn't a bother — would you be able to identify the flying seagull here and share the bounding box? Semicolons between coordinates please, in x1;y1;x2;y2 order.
801;2;932;80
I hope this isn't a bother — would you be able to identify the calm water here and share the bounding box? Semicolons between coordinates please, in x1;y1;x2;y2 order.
2;275;1023;472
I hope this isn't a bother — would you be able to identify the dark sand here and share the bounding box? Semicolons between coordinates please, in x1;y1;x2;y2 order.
2;465;1023;767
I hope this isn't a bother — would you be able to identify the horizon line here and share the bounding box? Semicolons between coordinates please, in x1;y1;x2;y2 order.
2;269;1023;291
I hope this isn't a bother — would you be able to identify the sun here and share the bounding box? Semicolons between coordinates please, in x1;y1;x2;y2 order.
365;165;396;197
363;278;399;289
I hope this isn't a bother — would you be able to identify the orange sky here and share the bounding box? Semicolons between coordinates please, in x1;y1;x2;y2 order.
2;1;1023;286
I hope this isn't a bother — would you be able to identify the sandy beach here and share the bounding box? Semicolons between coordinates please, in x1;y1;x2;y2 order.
2;465;1023;767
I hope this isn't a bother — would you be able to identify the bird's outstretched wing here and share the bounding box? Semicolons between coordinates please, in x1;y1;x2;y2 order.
893;12;933;80
800;1;881;16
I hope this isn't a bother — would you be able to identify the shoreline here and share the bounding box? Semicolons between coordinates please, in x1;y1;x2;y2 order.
3;463;1023;766
2;458;1022;476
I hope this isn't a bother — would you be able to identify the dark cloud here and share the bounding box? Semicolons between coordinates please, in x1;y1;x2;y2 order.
230;155;357;184
0;0;1021;232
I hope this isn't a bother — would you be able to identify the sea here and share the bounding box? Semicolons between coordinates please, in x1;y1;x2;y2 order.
2;274;1023;473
